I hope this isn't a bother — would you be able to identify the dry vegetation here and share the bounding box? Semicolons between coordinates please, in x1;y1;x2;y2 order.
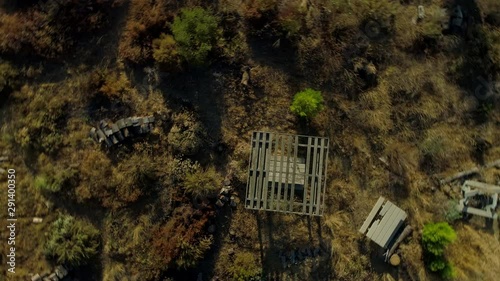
0;0;499;280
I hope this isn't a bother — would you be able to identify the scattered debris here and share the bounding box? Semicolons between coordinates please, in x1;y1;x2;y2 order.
32;265;68;281
33;217;43;223
439;159;500;185
456;181;500;219
89;116;155;147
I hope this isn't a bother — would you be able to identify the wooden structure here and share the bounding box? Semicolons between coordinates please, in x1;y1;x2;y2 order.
456;180;500;219
245;132;329;216
89;116;155;147
359;197;407;249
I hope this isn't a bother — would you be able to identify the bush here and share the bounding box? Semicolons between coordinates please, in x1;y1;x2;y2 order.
172;7;219;65
227;252;261;281
0;61;19;95
152;33;181;70
422;222;457;279
422;222;457;256
183;167;222;198
175;236;213;269
44;215;100;267
290;88;324;118
168;111;205;155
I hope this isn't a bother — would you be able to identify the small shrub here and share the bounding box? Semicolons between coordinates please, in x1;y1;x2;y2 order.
0;61;19;95
444;201;462;223
227;252;261;281
422;222;457;279
34;175;61;193
172;7;219;65
44;215;100;267
422;222;456;256
183;167;222;198
152;33;181;70
168;111;205;155
175;236;213;269
290;88;324;118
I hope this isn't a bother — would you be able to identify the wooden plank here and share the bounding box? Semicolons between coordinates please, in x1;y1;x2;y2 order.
302;137;313;214
382;212;407;248
379;201;392;216
269;137;279;211
371;205;396;243
289;135;299;212
378;210;405;247
315;138;325;215
320;140;329;215
366;219;380;239
276;136;286;212
359;197;385;233
283;136;292;211
309;137;319;215
262;132;273;210
256;133;269;210
247;132;260;209
374;206;401;246
464;181;500;193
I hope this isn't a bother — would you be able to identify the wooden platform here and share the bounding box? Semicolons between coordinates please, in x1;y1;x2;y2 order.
245;132;329;216
359;197;407;248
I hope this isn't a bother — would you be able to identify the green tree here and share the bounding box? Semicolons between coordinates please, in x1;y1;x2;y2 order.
171;7;219;65
290;88;324;118
422;222;457;256
44;215;100;267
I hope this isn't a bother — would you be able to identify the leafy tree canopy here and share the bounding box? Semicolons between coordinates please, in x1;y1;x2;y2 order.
171;7;219;65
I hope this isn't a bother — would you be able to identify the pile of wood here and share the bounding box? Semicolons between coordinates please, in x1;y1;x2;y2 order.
89;116;155;147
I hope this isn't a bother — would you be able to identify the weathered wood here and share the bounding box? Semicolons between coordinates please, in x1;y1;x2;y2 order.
359;197;385;233
440;159;500;185
386;225;413;261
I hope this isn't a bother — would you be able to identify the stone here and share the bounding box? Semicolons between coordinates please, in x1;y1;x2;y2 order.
31;274;42;281
54;265;68;279
33;217;43;223
389;254;401;266
229;230;236;236
418;5;425;20
208;225;216;233
215;199;224;207
0;156;8;162
223;179;231;186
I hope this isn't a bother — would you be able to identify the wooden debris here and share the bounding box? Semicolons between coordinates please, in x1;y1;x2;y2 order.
386;225;413;261
439;159;500;185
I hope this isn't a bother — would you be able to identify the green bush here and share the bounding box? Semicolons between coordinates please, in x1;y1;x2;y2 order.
34;175;61;193
227;252;261;281
290;88;324;118
422;222;457;279
44;215;100;267
171;7;219;65
152;33;181;70
183;167;222;198
422;222;457;256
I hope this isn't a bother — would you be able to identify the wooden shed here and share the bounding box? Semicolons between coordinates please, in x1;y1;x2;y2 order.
245;132;329;216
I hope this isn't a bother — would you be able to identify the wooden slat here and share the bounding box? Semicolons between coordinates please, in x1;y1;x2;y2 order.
276;136;286;212
374;206;402;246
247;132;260;209
262;132;273;210
379;201;392;216
375;208;400;246
315;138;325;215
359;197;385;233
269;137;278;211
302;137;313;214
283;136;292;211
382;212;407;248
366;219;380;239
371;205;396;242
309;137;319;215
289;135;299;212
320;140;329;215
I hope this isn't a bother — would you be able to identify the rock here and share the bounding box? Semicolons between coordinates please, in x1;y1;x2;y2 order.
418;5;425;20
389;254;401;266
220;187;230;195
223;179;231;186
215;199;224;207
241;66;250;86
31;274;42;281
208;225;216;233
54;265;68;279
229;230;236;236
33;217;43;223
